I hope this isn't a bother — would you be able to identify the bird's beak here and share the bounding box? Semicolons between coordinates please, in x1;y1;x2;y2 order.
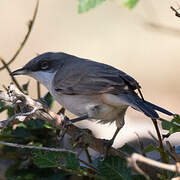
11;68;29;76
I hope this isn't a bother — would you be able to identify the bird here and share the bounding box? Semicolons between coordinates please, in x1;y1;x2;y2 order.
11;52;174;154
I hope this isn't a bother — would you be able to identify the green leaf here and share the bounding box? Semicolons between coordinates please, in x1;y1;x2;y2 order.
123;0;139;9
32;149;59;168
7;106;15;117
98;156;131;180
44;92;54;109
6;162;70;180
43;122;54;129
172;115;180;124
25;119;45;129
161;119;180;135
118;143;138;155
64;152;80;170
0;101;7;113
78;0;106;13
142;144;161;154
12;127;34;139
32;150;80;170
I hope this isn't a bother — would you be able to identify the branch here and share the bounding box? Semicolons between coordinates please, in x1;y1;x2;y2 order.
0;0;39;70
128;153;180;179
0;83;168;179
0;83;126;158
0;141;76;154
0;59;23;92
171;6;180;18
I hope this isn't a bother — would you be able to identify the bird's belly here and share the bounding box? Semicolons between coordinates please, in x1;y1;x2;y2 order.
51;91;128;125
52;92;100;116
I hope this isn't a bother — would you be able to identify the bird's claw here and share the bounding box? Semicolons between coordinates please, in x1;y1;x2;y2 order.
100;139;114;160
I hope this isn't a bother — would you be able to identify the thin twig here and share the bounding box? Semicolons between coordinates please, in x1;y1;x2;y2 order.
57;166;104;180
0;141;77;154
166;141;180;162
171;6;180;18
85;148;92;163
148;131;158;143
0;0;39;70
37;81;41;99
151;118;168;177
0;59;23;92
135;132;145;156
79;159;97;172
2;85;8;91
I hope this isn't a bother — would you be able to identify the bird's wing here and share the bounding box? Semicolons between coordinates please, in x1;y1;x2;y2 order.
53;61;141;95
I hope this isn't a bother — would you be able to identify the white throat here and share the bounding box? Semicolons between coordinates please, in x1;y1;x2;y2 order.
29;71;56;91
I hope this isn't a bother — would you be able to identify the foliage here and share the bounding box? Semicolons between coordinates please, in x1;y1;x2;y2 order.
78;0;140;13
161;115;180;135
0;0;179;180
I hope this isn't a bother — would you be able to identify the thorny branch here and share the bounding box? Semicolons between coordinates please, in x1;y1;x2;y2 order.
0;83;126;158
0;83;171;179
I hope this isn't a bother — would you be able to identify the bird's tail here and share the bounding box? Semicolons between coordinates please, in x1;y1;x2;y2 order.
119;93;174;118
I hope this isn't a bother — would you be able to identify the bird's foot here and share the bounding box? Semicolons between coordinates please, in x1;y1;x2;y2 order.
100;139;114;161
57;115;72;141
71;128;92;158
73;128;92;148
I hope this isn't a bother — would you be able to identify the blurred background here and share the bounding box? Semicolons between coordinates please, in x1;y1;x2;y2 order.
0;0;179;151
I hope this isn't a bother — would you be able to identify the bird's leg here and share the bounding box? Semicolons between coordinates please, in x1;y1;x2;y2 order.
103;127;120;159
57;115;89;140
71;115;89;123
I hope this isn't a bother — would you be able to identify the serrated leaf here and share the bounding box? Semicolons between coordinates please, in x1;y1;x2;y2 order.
162;119;180;135
98;156;131;180
118;143;138;155
32;150;80;170
44;92;54;109
123;0;139;9
142;144;160;154
78;0;106;13
32;149;59;168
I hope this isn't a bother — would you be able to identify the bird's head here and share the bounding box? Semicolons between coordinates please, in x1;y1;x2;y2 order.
11;52;72;89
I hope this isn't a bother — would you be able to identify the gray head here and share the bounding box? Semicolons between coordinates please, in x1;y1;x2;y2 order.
12;52;76;75
11;52;77;89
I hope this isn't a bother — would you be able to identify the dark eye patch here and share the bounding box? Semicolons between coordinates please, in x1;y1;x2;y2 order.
39;61;49;70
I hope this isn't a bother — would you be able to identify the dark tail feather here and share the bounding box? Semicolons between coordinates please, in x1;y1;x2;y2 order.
131;98;159;118
120;93;173;118
120;93;159;118
144;100;174;116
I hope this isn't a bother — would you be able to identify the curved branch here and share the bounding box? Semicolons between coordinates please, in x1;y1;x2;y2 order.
0;0;39;70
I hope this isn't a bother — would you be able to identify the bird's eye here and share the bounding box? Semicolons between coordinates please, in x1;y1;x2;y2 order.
40;61;49;70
